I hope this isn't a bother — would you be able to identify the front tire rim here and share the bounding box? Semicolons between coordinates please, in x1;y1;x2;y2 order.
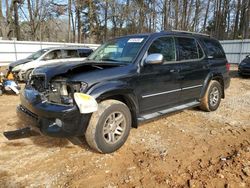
103;111;126;144
209;87;219;107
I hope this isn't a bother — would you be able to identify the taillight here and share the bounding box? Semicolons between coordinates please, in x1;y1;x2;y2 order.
226;63;230;72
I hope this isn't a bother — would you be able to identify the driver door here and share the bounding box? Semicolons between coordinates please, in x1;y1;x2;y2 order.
135;36;182;114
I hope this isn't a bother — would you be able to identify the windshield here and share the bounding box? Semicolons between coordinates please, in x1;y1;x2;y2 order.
88;36;148;63
27;49;49;60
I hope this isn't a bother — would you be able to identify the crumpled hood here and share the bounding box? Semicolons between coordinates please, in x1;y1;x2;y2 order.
9;58;32;69
32;60;129;84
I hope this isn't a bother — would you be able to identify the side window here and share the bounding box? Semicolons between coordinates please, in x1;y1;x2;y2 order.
78;49;93;57
148;37;176;62
176;37;199;61
63;49;79;58
202;39;225;59
43;50;62;60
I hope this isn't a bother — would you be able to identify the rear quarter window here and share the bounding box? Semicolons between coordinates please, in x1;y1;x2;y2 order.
78;49;93;57
202;39;225;59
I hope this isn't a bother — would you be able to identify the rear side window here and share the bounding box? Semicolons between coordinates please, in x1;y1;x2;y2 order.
148;37;176;62
202;39;225;59
63;50;79;58
176;37;200;61
78;49;93;57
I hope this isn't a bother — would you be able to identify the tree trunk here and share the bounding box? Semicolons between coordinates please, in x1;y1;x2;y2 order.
244;0;250;38
174;0;179;29
68;0;71;42
138;0;145;33
104;0;108;41
27;0;36;40
0;0;3;37
203;0;211;31
13;0;20;40
163;0;169;30
233;0;241;39
75;0;81;43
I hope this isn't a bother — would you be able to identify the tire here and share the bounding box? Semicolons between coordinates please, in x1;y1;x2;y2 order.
85;100;131;153
24;69;33;82
0;89;3;96
200;80;222;112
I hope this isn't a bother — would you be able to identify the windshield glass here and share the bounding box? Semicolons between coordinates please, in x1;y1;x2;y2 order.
88;36;148;63
27;49;49;60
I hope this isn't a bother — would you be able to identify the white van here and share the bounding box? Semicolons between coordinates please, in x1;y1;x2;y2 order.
10;47;93;81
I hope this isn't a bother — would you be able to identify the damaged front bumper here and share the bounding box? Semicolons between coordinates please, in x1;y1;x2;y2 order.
15;87;91;138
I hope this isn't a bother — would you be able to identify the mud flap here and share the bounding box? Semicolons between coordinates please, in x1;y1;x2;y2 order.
3;127;40;140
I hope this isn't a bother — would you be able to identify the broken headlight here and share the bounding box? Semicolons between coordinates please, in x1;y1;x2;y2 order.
49;80;88;105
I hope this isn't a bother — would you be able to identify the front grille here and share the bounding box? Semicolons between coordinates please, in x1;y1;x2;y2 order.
30;75;46;92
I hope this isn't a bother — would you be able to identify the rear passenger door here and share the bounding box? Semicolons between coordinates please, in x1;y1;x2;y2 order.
175;37;209;103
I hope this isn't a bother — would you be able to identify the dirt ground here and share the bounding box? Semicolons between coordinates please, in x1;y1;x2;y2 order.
0;67;249;188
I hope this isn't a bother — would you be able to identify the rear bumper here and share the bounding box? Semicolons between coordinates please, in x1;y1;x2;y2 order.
17;88;91;137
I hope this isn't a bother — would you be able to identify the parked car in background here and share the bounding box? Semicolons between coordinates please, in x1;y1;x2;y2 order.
238;55;250;76
8;47;93;81
13;31;230;153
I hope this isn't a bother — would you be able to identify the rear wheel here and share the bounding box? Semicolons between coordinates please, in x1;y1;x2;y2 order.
200;80;222;112
85;100;131;153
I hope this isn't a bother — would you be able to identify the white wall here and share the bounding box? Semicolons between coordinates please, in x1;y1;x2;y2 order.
0;40;100;65
220;39;250;64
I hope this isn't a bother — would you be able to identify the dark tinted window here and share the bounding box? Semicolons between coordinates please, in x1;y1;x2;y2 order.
78;49;93;57
148;37;176;62
202;39;225;59
176;37;199;60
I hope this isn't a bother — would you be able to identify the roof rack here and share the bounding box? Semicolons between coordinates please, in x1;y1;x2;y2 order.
162;29;210;37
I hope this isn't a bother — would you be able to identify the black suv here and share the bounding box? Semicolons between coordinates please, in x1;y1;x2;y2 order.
16;31;230;153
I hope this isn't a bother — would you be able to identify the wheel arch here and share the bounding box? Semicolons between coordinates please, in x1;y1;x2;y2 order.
200;73;225;99
88;83;139;128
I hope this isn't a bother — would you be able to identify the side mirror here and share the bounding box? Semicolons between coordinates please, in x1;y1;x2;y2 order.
145;53;164;65
246;55;249;58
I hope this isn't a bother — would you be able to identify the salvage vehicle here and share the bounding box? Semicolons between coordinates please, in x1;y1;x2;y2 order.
5;31;230;153
8;47;93;82
238;55;250;76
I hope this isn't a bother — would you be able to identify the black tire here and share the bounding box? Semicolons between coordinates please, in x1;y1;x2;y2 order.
85;100;131;153
24;69;33;82
200;80;222;112
0;89;3;96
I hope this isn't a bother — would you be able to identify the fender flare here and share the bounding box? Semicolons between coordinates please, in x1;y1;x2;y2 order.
200;73;225;99
87;81;140;128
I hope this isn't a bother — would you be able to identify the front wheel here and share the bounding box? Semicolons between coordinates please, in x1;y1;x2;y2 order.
24;69;33;82
85;100;131;153
200;80;222;112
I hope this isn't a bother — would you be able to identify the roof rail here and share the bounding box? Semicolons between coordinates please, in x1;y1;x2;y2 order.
162;29;210;37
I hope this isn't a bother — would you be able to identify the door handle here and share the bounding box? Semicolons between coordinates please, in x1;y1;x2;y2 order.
170;69;179;73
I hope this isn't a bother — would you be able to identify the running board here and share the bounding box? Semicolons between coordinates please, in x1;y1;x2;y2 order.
138;101;200;121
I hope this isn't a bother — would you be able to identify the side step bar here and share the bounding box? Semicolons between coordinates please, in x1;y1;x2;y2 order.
3;127;40;140
138;101;200;121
